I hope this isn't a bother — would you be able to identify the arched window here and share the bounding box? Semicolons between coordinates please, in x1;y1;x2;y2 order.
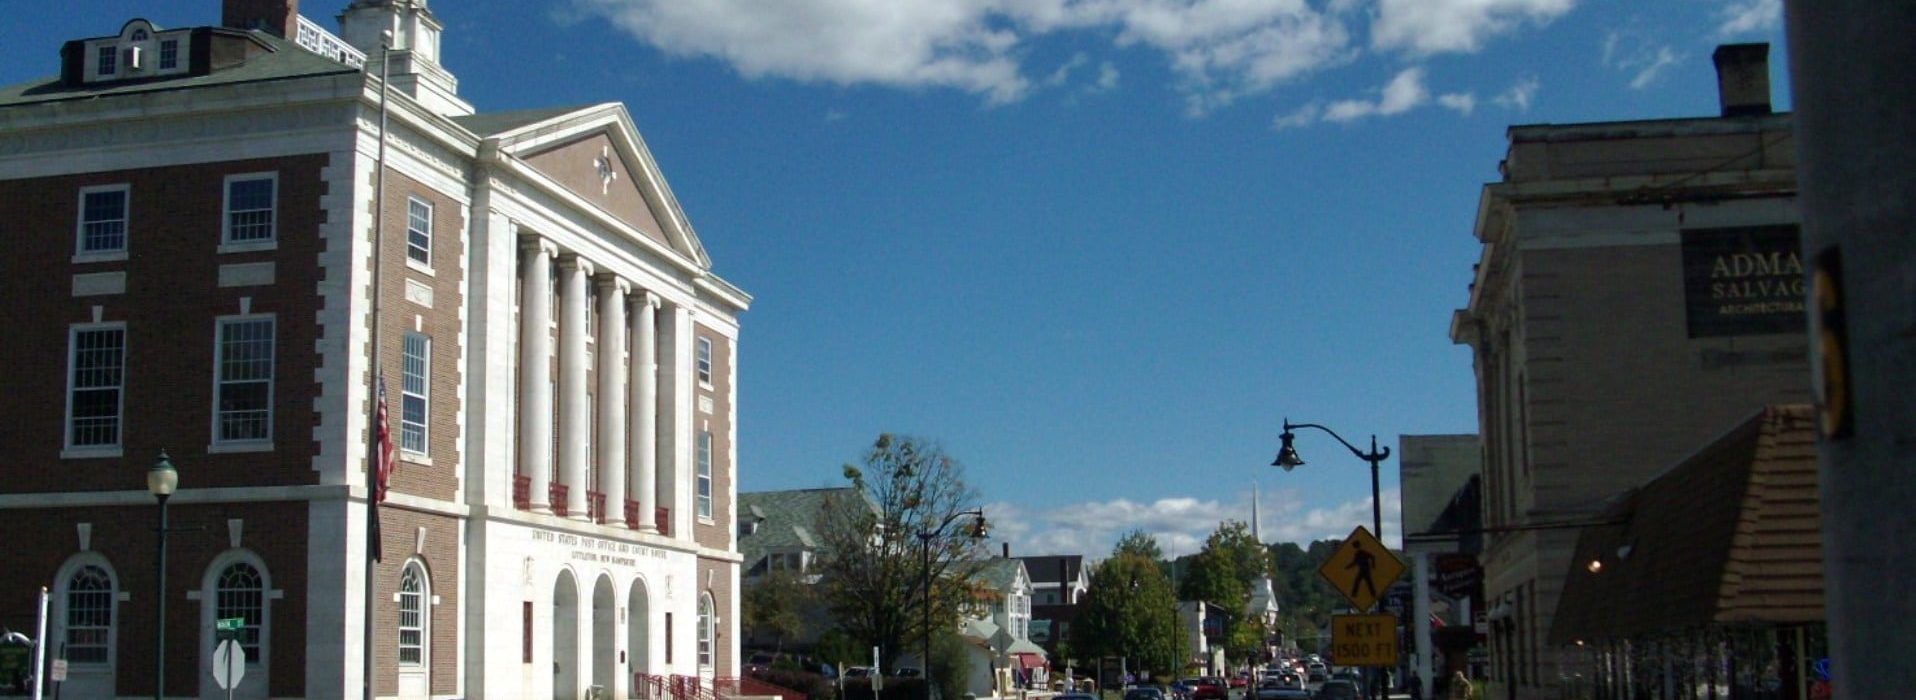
216;561;265;661
398;562;427;666
64;565;114;664
697;593;714;668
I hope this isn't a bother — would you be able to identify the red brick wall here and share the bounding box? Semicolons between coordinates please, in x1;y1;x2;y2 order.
367;506;462;696
692;327;732;552
369;167;467;503
0;502;311;697
0;154;330;493
696;556;736;675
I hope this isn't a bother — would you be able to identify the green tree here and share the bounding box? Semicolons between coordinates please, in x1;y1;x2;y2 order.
1076;554;1179;678
742;569;809;652
813;434;988;676
1114;530;1164;561
1178;521;1275;665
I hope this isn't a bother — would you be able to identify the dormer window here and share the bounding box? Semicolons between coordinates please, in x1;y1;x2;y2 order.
97;46;117;76
159;40;178;69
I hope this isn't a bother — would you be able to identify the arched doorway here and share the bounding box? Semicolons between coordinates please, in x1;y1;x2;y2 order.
593;575;616;697
627;578;650;698
554;570;580;700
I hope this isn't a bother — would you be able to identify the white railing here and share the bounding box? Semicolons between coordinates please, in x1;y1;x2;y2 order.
294;15;367;69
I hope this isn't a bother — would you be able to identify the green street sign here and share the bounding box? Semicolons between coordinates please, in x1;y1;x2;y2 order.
217;617;246;631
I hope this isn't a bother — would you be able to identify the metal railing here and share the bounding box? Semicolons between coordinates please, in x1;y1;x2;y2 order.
513;474;531;510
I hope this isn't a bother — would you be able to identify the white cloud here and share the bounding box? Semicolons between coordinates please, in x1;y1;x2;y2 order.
987;487;1405;560
1322;66;1430;122
1371;0;1577;56
1096;61;1122;91
1602;29;1681;90
1046;52;1090;87
571;0;1032;104
1492;73;1538;111
570;0;1355;112
1271;101;1323;130
1715;0;1781;38
1437;92;1476;115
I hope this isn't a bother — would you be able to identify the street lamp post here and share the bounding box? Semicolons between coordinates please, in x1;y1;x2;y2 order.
146;451;178;700
1272;418;1391;700
917;509;987;700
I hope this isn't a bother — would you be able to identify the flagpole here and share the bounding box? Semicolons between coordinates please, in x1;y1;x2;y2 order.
363;31;392;700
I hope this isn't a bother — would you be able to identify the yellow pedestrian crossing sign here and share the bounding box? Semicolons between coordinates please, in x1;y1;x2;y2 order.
1317;526;1404;612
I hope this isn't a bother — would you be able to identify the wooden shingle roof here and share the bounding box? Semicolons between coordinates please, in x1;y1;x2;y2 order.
1550;405;1823;645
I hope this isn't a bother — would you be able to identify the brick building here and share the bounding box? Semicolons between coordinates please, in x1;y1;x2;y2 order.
0;1;748;698
1448;45;1805;699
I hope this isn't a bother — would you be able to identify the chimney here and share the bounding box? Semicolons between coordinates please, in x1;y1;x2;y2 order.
224;0;299;38
1712;43;1772;117
1002;542;1010;559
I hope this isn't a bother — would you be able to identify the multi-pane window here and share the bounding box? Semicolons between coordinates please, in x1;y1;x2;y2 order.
401;333;429;454
406;197;432;264
695;337;713;385
159;39;178;69
696;431;713;519
65;565;113;664
697;594;714;668
67;326;126;448
97;46;117;75
215;562;264;662
223;174;277;244
77;185;129;254
215;318;275;443
398;563;426;665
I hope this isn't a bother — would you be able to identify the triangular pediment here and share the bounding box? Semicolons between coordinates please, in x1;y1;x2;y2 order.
466;103;711;269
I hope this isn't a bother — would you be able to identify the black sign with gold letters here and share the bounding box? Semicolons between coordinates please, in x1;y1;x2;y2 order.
1680;225;1805;337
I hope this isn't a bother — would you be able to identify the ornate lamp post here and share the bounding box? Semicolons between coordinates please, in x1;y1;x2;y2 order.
1272;419;1391;700
916;509;987;700
146;451;178;700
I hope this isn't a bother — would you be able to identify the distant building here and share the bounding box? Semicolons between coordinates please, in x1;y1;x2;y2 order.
1018;554;1087;665
735;487;872;651
1398;435;1486;686
1450;44;1804;699
0;1;748;698
961;558;1046;696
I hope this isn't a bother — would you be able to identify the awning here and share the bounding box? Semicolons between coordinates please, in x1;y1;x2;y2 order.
1014;652;1048;670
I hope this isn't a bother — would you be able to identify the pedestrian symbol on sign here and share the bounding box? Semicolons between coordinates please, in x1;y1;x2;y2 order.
1346;541;1378;601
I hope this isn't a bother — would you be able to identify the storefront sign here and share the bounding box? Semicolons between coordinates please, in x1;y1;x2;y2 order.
1681;225;1805;337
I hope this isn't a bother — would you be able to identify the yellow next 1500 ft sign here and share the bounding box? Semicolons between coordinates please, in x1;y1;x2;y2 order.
1330;614;1399;667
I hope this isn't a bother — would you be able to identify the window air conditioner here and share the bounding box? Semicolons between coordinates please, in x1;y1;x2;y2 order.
125;46;145;71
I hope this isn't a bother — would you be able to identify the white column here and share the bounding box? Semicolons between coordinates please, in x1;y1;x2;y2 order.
631;292;661;533
660;302;695;537
596;274;629;526
518;237;557;513
557;254;594;519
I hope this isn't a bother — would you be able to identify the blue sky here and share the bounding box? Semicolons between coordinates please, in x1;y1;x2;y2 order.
2;0;1790;557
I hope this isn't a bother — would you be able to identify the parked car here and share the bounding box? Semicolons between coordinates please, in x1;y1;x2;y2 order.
1270;672;1304;690
1126;687;1168;700
843;666;872;678
1305;666;1327;683
1257;686;1312;700
895;667;924;678
1314;679;1358;700
1193;677;1228;700
1328;671;1364;695
1056;693;1100;700
1229;675;1251;689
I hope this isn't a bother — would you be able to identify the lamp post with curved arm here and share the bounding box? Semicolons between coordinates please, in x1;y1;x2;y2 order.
916;509;987;700
1271;419;1390;542
1272;418;1391;700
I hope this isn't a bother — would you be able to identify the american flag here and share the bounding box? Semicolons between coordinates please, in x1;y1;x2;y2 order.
374;376;396;503
371;375;396;563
